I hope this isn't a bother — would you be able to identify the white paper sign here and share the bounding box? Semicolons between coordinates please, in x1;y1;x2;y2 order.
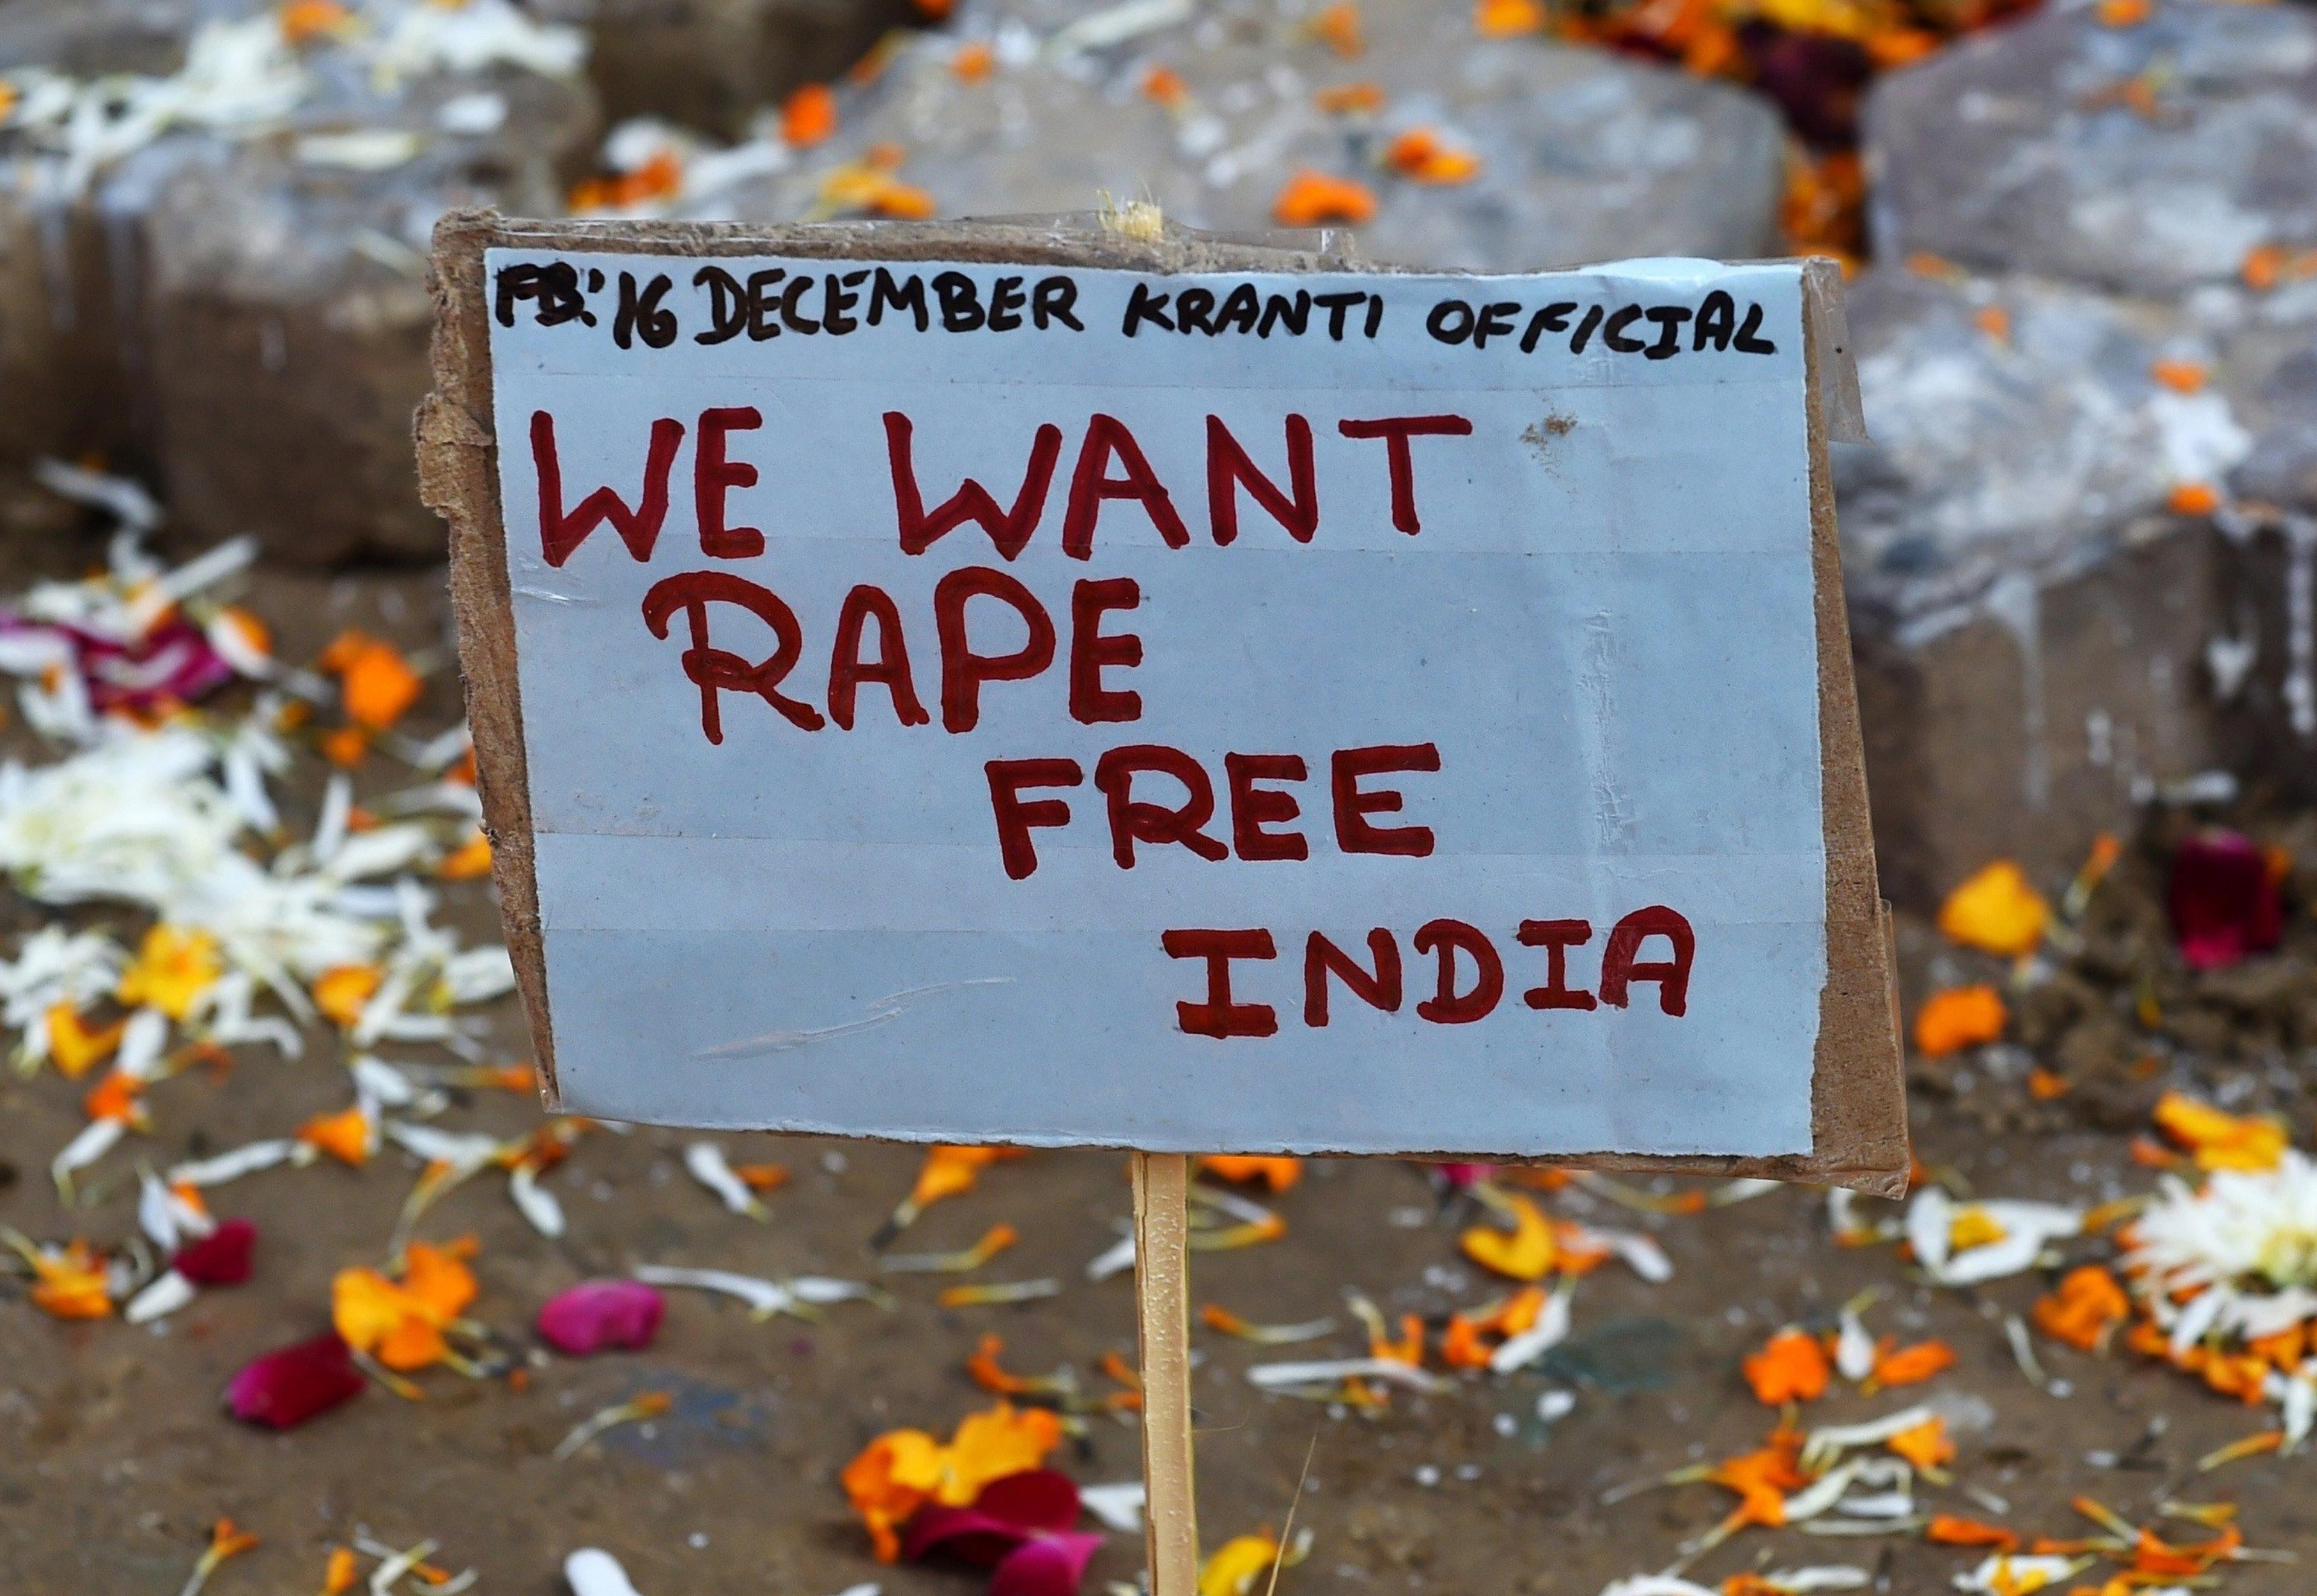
486;249;1826;1158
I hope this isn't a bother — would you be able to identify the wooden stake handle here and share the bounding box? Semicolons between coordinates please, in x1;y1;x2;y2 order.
1133;1151;1198;1595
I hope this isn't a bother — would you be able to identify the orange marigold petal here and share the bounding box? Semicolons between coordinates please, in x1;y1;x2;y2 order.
1913;984;2006;1057
1926;1514;2019;1551
783;83;838;147
1742;1327;1830;1405
1872;1338;1956;1387
1273;170;1378;228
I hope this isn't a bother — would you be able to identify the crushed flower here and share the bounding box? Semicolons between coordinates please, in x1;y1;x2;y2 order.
331;1236;480;1373
841;1400;1064;1561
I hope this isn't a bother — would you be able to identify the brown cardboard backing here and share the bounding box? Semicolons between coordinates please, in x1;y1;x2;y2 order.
421;212;1909;1197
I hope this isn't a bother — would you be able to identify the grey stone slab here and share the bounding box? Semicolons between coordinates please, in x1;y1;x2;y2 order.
533;0;920;137
1836;262;2315;903
1864;0;2317;299
142;68;599;562
716;3;1785;271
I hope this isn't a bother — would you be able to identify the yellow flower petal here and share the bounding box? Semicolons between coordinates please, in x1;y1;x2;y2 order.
45;1003;124;1080
312;964;383;1029
437;828;493;881
116;924;223;1020
1460;1192;1556;1281
1936;860;2049;958
939;1400;1062;1504
1200;1534;1283;1596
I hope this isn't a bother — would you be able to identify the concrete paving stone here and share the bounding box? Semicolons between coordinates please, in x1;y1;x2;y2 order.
534;0;921;137
724;0;1785;271
1865;0;2317;300
1837;262;2314;904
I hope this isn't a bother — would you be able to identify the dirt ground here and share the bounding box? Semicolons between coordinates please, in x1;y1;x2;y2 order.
0;545;2310;1595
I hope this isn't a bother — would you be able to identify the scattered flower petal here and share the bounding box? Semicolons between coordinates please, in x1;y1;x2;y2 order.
539;1280;666;1355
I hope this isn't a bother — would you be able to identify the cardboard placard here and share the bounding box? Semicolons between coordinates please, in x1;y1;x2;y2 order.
421;212;1907;1197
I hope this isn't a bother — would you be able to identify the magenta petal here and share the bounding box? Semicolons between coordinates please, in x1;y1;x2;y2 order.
902;1504;1031;1569
988;1532;1105;1596
225;1332;365;1429
973;1469;1081;1534
2169;830;2283;971
77;618;235;710
905;1469;1084;1565
1438;1162;1495;1189
174;1218;256;1286
537;1279;665;1355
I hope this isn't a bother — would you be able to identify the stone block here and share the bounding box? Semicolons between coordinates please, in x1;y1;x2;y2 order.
142;67;599;562
536;0;921;138
731;4;1785;270
1864;0;2317;299
1836;264;2313;905
0;0;207;471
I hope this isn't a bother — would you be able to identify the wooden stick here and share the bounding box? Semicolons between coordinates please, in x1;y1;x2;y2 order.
1133;1151;1198;1595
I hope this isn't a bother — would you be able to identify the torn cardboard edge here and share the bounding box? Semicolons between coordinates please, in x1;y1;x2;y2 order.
421;209;1909;1198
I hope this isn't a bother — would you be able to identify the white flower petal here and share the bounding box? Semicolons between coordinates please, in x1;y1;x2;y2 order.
683;1142;760;1217
1489;1285;1573;1375
168;1138;300;1187
1079;1481;1145;1532
509;1162;565;1239
562;1550;644;1596
124;1269;195;1324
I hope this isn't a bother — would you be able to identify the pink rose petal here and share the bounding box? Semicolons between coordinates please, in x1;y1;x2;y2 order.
174;1218;256;1286
538;1279;666;1355
988;1532;1106;1596
2169;830;2283;971
226;1332;365;1429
